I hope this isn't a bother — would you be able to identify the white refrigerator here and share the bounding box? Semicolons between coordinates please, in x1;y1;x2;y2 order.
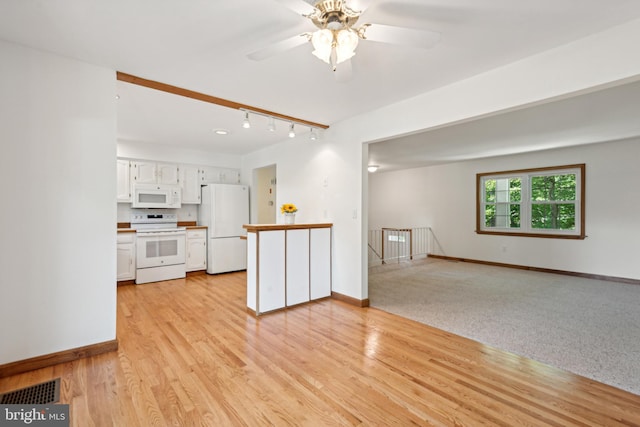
199;184;249;274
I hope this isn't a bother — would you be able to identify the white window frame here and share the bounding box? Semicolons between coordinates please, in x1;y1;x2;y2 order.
476;164;585;239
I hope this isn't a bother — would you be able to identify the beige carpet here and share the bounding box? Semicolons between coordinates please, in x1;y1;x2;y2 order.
368;257;640;396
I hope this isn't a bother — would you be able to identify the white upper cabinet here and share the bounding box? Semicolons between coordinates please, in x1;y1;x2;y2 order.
117;159;131;202
131;161;156;184
180;164;202;204
200;166;218;184
131;161;179;185
157;162;179;185
119;159;240;202
200;166;241;184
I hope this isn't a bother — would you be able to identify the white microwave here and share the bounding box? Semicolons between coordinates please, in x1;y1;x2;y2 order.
132;184;181;209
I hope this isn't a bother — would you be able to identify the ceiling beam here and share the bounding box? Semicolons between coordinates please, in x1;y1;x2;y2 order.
116;72;330;130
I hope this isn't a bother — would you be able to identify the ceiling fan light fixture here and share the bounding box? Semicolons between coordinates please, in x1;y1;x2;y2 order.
311;29;333;64
335;29;358;64
242;111;251;129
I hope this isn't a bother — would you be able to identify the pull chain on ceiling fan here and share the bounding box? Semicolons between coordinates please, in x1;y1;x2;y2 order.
248;0;441;73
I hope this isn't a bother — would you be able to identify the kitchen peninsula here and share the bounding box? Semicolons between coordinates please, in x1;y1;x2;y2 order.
243;223;332;316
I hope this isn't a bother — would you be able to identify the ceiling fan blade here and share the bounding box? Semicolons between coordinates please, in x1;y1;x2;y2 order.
362;24;441;49
334;59;353;83
272;0;316;16
247;34;309;61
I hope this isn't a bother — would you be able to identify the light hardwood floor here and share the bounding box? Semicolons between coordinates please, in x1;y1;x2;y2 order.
2;272;640;426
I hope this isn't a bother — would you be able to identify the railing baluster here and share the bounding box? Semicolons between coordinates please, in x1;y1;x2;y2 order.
368;227;430;267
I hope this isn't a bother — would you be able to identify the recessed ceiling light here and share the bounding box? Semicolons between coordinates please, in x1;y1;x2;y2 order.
213;129;230;135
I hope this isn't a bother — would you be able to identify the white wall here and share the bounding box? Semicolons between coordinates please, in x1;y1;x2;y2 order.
0;41;117;364
369;139;640;280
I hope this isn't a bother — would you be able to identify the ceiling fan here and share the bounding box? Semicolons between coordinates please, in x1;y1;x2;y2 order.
248;0;441;74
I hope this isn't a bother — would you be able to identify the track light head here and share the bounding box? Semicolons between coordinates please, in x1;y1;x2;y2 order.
288;123;296;138
242;111;251;129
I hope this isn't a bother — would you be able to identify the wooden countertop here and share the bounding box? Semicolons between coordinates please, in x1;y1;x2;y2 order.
243;223;333;232
117;222;207;232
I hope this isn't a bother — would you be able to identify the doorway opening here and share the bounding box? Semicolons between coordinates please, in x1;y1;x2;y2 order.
252;164;277;224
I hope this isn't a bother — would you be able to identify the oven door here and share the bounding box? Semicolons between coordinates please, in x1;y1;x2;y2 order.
136;230;186;268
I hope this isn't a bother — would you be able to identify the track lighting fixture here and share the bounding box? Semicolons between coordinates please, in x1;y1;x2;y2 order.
242;111;251;129
239;108;323;140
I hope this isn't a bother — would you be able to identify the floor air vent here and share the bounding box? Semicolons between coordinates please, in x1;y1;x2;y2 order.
0;378;60;404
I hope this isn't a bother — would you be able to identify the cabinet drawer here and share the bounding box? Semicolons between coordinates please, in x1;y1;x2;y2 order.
187;229;207;239
117;232;135;244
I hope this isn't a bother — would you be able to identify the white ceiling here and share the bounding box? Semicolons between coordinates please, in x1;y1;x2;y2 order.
369;79;640;170
1;0;640;164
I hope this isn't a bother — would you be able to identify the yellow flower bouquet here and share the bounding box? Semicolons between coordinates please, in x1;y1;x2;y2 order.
280;203;298;214
281;203;298;224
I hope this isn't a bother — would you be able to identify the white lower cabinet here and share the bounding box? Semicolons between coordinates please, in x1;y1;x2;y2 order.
310;227;332;299
117;232;136;281
186;228;207;272
286;229;310;306
245;224;332;315
256;230;286;313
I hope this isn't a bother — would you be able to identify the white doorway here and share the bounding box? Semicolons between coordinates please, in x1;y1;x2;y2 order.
253;164;277;224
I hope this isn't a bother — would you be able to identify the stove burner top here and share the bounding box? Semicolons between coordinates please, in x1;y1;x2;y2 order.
130;210;180;231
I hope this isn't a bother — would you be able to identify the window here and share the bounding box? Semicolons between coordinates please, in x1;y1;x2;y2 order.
476;164;585;239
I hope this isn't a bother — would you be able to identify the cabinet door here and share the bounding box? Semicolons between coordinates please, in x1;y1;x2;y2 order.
116;159;131;202
226;170;241;184
200;166;219;184
186;238;206;271
117;243;135;280
157;163;179;185
132;161;157;184
310;228;331;299
180;165;202;204
200;166;241;184
258;230;286;313
186;229;207;271
286;229;310;306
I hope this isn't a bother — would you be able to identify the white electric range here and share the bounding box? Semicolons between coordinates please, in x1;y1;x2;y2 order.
130;211;186;284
